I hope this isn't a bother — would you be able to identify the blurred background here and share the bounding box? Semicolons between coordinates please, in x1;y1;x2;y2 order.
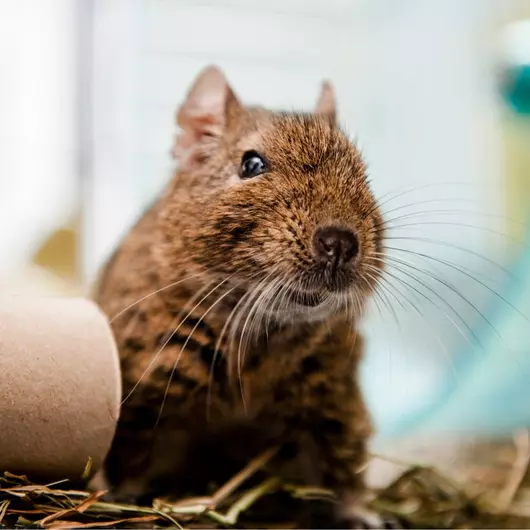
1;0;530;442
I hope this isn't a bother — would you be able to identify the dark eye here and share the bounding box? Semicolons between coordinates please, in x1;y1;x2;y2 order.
240;150;268;179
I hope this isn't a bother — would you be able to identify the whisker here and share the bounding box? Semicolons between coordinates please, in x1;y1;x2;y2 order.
156;277;238;426
242;275;285;363
206;272;263;419
365;265;408;314
264;277;287;332
265;275;295;323
110;272;205;323
383;254;517;367
366;264;459;382
386;243;505;291
234;272;280;408
380;198;474;220
383;236;518;282
120;279;216;406
379;205;524;229
364;270;399;325
365;181;477;221
267;275;292;317
359;269;406;383
385;246;528;322
370;254;481;350
120;308;142;342
343;287;353;325
373;220;527;247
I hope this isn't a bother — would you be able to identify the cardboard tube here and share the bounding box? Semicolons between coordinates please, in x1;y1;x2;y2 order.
0;296;121;482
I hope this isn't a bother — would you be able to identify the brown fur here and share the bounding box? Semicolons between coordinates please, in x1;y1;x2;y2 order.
94;67;385;528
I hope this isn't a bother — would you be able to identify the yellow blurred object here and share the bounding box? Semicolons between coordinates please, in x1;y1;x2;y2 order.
25;218;84;296
32;221;78;282
496;9;530;245
502;111;530;242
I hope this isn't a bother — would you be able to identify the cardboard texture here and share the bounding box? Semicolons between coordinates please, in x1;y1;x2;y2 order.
0;297;121;482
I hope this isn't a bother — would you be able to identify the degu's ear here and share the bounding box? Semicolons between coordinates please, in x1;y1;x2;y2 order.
314;80;336;124
172;65;242;168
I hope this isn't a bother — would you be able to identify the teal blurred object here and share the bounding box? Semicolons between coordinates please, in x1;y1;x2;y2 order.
502;64;530;114
377;21;530;439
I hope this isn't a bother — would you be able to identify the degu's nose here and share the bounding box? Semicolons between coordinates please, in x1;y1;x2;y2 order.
313;226;359;268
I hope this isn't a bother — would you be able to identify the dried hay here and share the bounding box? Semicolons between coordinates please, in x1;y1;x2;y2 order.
3;433;530;529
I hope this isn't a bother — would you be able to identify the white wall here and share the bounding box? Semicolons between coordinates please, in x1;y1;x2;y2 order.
0;0;77;275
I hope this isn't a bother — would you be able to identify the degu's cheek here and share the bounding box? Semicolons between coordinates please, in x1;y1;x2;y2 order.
253;236;297;273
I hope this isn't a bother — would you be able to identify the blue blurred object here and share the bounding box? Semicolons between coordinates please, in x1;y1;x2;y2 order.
385;241;530;437
372;19;530;440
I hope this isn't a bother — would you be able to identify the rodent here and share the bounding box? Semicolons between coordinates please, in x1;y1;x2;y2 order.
94;65;386;528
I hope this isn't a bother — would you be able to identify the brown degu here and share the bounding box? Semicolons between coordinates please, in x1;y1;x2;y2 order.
94;65;386;528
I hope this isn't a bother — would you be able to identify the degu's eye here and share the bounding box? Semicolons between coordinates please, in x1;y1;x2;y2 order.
240;150;268;179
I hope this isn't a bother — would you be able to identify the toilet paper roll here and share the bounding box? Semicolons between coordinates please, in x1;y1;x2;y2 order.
0;296;121;482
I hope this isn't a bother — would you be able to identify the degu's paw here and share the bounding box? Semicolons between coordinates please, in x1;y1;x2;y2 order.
98;478;156;507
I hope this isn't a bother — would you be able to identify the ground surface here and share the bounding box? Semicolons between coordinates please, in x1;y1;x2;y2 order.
2;434;530;529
